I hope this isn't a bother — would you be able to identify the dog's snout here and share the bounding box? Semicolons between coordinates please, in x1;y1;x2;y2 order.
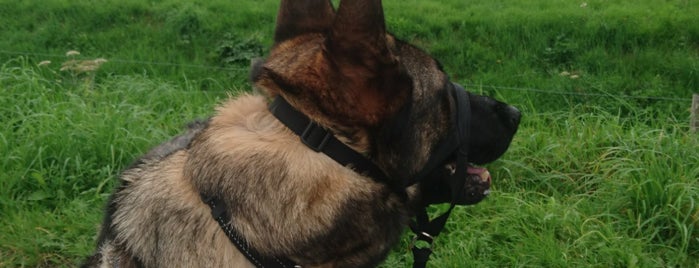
496;103;521;126
506;105;521;126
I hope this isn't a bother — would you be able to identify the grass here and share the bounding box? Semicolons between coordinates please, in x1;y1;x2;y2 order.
1;0;698;267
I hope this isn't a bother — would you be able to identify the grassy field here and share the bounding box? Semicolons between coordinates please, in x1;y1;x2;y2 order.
1;0;698;267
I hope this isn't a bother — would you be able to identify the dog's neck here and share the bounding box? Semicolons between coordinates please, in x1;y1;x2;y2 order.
268;96;400;190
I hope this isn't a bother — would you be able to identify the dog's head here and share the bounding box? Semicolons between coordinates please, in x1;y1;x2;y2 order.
252;0;520;204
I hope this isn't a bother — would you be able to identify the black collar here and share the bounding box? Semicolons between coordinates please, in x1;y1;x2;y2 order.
268;86;471;191
269;96;392;184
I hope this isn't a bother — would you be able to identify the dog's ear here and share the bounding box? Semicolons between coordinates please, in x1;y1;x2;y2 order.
274;0;335;43
260;0;411;127
328;0;395;67
321;0;411;125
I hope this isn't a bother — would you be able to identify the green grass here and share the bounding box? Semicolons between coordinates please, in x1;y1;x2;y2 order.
1;0;698;267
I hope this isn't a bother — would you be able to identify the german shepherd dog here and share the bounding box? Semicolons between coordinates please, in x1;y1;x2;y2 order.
83;0;520;267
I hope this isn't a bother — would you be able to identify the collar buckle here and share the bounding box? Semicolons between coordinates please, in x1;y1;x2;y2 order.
300;121;331;152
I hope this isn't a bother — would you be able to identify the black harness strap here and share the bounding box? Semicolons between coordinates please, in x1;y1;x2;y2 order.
201;195;299;268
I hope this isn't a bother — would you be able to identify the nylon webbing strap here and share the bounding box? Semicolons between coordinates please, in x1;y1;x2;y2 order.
202;195;299;268
269;96;391;184
409;153;464;268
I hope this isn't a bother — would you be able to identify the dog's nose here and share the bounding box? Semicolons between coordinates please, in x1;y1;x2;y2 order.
507;105;521;126
496;103;520;128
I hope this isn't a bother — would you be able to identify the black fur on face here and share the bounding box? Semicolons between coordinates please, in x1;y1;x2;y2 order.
466;92;521;165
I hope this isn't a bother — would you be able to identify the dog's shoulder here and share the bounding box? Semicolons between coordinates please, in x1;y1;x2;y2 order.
125;119;208;171
184;94;410;262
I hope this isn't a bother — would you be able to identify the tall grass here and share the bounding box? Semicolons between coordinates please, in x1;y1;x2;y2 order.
0;0;697;267
0;57;231;266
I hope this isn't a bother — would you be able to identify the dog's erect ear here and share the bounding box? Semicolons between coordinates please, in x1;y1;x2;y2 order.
316;0;409;126
328;0;396;68
262;0;410;127
274;0;335;43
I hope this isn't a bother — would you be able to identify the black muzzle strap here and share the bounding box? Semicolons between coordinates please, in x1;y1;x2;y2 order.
409;83;472;268
403;83;471;188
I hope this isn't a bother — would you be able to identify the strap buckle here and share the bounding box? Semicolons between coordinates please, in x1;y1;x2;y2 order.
410;231;435;268
300;121;331;152
409;231;434;250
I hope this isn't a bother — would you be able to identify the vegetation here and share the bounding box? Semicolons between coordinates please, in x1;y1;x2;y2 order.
1;0;697;266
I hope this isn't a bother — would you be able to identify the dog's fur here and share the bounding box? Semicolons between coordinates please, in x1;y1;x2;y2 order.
83;0;520;267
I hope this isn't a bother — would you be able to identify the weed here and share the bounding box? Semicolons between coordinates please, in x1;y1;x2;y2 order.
543;33;578;68
57;50;108;90
214;33;264;67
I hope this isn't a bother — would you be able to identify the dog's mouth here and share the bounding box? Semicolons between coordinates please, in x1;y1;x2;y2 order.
444;161;492;205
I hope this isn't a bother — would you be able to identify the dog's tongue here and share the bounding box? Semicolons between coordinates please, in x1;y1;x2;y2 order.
451;164;492;205
467;165;491;183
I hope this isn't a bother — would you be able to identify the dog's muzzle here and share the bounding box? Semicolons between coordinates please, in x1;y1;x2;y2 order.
404;83;482;204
